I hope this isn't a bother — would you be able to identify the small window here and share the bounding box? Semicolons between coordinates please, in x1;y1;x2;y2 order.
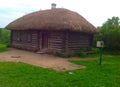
27;32;32;42
17;32;21;41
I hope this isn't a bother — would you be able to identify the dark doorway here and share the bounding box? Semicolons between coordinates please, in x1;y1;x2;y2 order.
42;33;48;49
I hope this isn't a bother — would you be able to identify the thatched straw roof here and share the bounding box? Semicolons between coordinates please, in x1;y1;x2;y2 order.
6;8;98;34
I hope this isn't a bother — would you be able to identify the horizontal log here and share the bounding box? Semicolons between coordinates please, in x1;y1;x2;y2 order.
50;48;63;51
49;41;63;43
50;36;64;38
68;43;89;47
68;45;88;48
68;41;89;44
50;35;63;37
50;45;63;47
68;43;89;45
50;38;63;40
32;39;37;41
50;46;63;49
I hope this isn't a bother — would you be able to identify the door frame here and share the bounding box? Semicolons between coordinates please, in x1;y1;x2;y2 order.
42;32;48;49
39;31;49;50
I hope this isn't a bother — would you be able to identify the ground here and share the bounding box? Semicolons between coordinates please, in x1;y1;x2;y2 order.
0;48;120;87
0;48;85;71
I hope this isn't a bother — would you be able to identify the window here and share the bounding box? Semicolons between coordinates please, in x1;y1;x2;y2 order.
17;32;21;41
27;32;32;42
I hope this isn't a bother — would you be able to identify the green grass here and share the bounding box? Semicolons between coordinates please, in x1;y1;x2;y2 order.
0;44;7;52
0;55;120;87
69;56;120;87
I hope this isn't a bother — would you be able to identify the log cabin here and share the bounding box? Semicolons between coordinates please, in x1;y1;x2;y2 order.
6;4;98;56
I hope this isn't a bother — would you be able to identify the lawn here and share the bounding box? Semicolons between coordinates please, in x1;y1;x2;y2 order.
0;54;120;87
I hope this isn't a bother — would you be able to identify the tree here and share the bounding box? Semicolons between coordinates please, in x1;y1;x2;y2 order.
0;29;1;37
99;16;120;50
0;28;10;46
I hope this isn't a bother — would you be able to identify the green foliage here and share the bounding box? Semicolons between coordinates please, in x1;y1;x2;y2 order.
0;29;2;37
103;49;120;55
54;52;71;58
92;47;99;54
76;48;99;58
0;54;120;87
0;44;7;52
97;17;120;50
77;48;87;57
0;28;10;46
54;52;65;57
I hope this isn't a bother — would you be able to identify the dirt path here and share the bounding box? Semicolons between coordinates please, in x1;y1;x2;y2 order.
0;48;85;71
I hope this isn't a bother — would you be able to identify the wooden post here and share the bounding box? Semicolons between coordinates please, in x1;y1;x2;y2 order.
65;31;69;56
99;47;102;65
39;32;42;50
10;30;13;47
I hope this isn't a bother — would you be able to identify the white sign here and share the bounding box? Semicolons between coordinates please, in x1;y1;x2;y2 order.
97;41;104;48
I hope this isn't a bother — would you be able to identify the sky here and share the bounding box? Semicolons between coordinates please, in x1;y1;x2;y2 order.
0;0;120;28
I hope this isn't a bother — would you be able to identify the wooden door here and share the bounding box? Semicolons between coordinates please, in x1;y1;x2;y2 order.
42;33;48;49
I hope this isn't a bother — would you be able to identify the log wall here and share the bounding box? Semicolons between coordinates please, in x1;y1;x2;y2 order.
11;30;39;51
48;31;65;53
67;31;93;52
11;30;93;56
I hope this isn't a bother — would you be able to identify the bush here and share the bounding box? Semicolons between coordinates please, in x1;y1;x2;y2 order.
92;48;99;54
76;48;100;58
54;52;72;58
0;44;7;52
54;52;65;57
0;28;10;46
77;48;87;58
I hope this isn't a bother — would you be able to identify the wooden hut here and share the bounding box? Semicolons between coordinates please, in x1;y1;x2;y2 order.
6;7;98;56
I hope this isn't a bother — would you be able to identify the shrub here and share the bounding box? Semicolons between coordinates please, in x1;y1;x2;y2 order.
77;48;87;58
0;28;10;47
54;52;65;57
76;48;100;58
0;44;7;52
54;52;71;58
92;48;99;54
78;51;87;58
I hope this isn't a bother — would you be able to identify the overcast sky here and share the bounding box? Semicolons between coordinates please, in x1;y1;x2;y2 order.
0;0;120;28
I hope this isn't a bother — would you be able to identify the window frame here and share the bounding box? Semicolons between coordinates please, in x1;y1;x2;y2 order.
17;31;21;41
27;31;32;43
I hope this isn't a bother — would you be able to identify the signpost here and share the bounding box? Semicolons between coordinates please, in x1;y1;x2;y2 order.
96;41;104;65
